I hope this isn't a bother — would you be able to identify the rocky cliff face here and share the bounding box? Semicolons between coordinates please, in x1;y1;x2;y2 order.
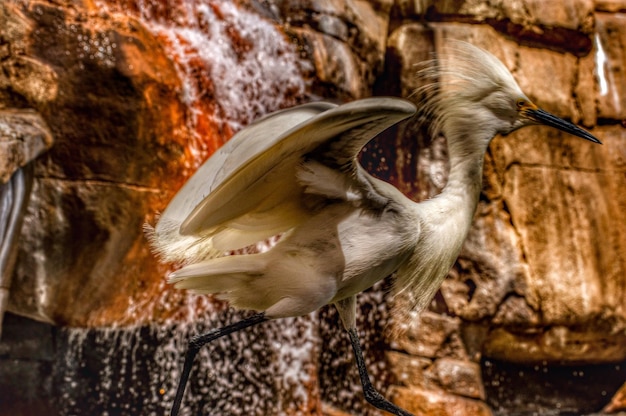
1;0;625;415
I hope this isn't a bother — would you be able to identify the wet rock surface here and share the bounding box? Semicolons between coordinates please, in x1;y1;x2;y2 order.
0;110;52;184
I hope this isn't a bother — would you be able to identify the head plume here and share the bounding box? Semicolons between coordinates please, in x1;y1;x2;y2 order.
416;41;524;138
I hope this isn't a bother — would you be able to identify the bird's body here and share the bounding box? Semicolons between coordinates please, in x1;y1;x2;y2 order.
148;42;601;416
151;95;485;321
151;98;425;321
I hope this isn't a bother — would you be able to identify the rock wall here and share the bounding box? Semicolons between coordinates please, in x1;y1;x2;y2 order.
383;2;626;414
1;0;625;415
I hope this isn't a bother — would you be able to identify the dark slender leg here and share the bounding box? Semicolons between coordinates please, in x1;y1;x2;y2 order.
347;327;414;416
170;312;268;416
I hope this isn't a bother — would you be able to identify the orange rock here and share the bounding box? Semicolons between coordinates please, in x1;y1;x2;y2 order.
5;0;309;327
390;385;493;416
596;13;626;121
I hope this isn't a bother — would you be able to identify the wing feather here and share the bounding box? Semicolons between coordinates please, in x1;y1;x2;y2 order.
156;102;335;234
181;98;416;235
152;97;416;262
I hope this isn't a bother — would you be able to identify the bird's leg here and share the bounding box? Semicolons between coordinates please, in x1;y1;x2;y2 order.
347;327;414;416
170;312;268;416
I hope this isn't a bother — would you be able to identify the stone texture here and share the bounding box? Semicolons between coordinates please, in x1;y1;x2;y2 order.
0;3;59;105
444;199;533;324
400;0;594;30
390;385;493;416
576;43;599;126
386;23;435;97
290;28;367;98
429;22;520;68
395;311;462;359
387;350;432;387
388;351;486;400
483;325;626;364
596;0;626;12
469;124;626;364
595;12;626;120
492;125;626;325
515;46;580;119
384;11;626;414
397;0;595;54
4;0;308;327
273;0;392;99
431;358;485;400
3;1;189;326
386;18;626;363
0;110;53;184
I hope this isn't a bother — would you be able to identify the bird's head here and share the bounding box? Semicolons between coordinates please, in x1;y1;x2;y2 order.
417;41;601;147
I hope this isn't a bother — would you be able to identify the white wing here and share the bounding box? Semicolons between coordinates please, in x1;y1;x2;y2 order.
156;102;336;234
151;97;416;263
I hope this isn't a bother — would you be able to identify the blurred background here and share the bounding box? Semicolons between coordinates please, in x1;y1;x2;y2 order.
0;0;625;415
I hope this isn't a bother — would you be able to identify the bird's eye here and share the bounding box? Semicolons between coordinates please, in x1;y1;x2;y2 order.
516;99;526;109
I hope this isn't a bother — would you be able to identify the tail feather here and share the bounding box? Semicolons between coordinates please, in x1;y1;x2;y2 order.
168;254;267;294
147;217;219;265
170;274;246;292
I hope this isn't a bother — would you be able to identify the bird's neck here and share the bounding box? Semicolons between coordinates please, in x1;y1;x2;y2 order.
435;130;491;225
392;132;491;314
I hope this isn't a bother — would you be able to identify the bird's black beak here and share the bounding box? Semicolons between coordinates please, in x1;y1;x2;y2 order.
525;107;602;144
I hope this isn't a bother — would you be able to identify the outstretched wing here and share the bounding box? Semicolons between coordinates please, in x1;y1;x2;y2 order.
153;97;416;262
156;101;336;234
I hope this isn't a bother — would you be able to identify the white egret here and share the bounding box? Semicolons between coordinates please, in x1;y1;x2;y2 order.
147;42;601;416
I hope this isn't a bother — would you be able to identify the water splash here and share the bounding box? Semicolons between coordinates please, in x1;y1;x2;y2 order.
55;289;395;415
75;31;117;68
96;0;309;169
319;281;396;415
45;3;319;413
58;311;320;415
80;0;311;326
